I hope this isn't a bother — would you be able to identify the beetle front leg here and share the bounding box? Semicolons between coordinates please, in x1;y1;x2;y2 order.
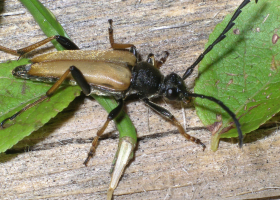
83;98;124;166
0;35;79;58
142;98;206;150
146;51;169;68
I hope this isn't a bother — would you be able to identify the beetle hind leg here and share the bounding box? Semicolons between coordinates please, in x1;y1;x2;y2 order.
0;95;48;128
0;65;90;128
84;99;124;166
0;65;75;128
83;118;111;166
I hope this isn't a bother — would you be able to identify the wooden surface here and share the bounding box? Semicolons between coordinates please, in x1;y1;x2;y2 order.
1;0;280;199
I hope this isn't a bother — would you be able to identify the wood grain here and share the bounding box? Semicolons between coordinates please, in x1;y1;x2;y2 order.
0;0;280;199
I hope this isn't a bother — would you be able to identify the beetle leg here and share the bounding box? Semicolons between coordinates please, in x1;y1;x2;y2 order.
108;19;134;50
69;66;91;95
129;46;139;61
84;99;124;166
146;53;156;66
142;98;206;150
156;51;169;68
0;95;49;128
0;65;91;128
147;51;169;68
0;67;73;128
0;35;79;58
68;66;128;166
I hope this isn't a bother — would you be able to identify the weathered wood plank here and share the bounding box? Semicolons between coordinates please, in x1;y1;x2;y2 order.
0;0;279;199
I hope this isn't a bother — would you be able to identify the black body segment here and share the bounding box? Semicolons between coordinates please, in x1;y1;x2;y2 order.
130;62;164;98
161;73;187;101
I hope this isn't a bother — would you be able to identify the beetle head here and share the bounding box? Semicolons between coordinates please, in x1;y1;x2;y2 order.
162;73;191;103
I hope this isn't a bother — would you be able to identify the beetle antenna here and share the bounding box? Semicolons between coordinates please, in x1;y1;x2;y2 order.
187;92;243;148
182;0;257;80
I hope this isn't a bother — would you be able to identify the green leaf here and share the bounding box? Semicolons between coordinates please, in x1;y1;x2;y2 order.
194;0;280;150
0;59;81;152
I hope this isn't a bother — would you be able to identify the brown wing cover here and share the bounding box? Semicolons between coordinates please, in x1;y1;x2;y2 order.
29;50;136;91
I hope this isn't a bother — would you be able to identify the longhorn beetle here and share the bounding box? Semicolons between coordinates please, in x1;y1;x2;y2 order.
0;0;257;166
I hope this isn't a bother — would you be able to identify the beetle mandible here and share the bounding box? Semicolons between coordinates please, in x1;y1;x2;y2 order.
0;0;257;166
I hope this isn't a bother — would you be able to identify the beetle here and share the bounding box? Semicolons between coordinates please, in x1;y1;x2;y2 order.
0;0;257;166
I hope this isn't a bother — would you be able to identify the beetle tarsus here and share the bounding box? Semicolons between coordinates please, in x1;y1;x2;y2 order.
84;147;95;167
171;116;206;151
84;119;110;166
156;51;169;68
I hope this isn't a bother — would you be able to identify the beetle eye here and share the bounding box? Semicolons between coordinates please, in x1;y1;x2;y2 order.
166;88;178;100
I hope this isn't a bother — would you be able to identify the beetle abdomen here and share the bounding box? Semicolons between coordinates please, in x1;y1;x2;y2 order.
13;64;61;83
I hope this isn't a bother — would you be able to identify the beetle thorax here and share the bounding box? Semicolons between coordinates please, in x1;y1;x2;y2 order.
129;62;164;98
